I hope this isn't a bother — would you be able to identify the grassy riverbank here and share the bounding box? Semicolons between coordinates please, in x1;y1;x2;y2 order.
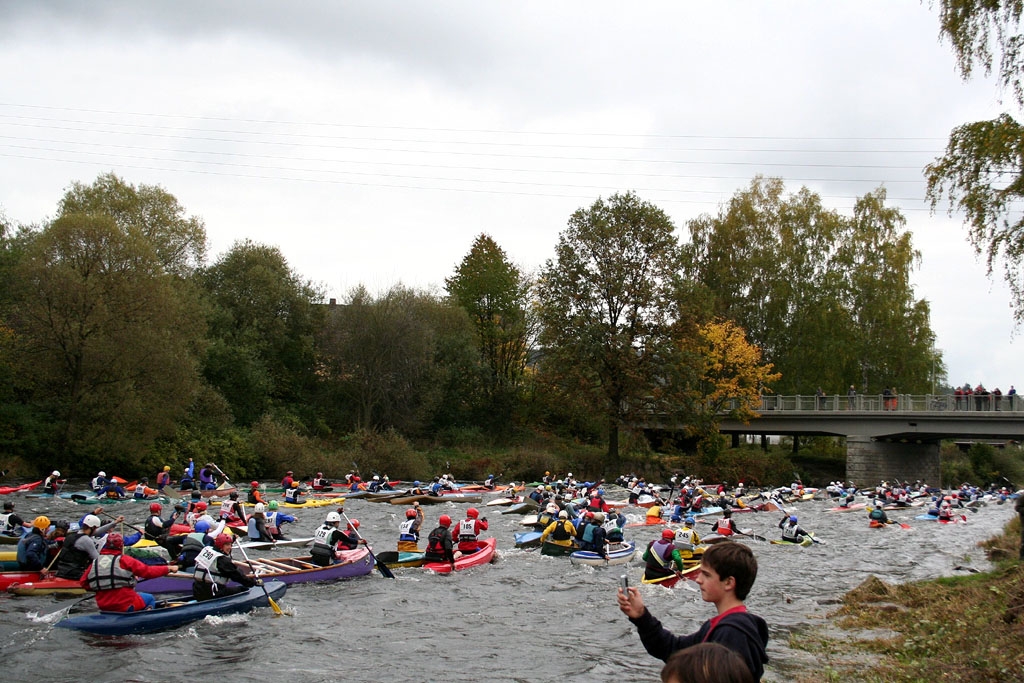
788;516;1024;682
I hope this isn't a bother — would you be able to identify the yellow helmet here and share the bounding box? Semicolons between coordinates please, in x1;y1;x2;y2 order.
33;515;51;531
163;465;171;471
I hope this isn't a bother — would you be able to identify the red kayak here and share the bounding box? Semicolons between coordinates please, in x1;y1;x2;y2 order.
423;538;497;574
0;570;44;591
0;481;42;495
625;517;667;528
641;562;702;588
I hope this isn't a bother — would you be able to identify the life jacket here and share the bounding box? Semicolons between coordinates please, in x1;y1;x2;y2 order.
425;527;450;556
55;532;93;579
85;554;136;591
458;519;478;542
219;500;235;518
580;522;596;545
603;519;624;542
285;487;301;502
646;539;674;570
144;515;167;540
181;532;206;559
193;546;229;586
550;520;574;542
782;522;800;541
266;512;281;535
715;518;734;535
133;486;147;499
313;524;337;551
399;519;419;543
536;512;554;528
247;490;261;504
0;513;13;533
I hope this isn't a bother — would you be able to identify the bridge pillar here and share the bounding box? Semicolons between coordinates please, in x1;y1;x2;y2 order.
845;436;940;486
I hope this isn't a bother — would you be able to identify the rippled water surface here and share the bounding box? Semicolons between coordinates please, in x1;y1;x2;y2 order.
0;485;1015;682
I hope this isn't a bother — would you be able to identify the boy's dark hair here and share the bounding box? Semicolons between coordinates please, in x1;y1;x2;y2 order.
660;642;754;683
701;541;758;600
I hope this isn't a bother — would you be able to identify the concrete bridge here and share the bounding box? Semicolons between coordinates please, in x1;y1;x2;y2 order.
714;393;1024;485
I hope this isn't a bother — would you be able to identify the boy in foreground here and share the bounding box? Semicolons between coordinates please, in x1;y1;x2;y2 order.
617;541;768;680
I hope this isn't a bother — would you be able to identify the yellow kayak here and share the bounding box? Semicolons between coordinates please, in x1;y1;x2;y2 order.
279;498;337;509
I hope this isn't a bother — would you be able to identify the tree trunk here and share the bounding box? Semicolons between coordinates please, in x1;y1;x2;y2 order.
607;418;619;462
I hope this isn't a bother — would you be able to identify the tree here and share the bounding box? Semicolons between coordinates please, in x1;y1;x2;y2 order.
200;240;323;428
9;193;206;470
927;1;1024;323
686;177;937;394
536;191;685;462
676;318;780;451
317;285;466;435
445;234;531;429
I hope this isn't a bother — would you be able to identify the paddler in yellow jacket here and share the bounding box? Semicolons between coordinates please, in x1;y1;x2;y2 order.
540;510;577;548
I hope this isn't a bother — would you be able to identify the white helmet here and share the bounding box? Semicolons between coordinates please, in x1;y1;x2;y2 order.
546;503;558;514
254;503;266;513
373;475;380;481
82;514;101;528
325;511;342;523
98;471;106;478
52;470;60;477
567;473;573;477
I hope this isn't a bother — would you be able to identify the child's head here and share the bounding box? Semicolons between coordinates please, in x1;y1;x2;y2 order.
660;642;754;683
701;541;758;601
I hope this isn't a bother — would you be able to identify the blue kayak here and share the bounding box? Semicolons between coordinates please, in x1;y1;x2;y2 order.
514;531;543;547
56;581;287;636
915;513;940;521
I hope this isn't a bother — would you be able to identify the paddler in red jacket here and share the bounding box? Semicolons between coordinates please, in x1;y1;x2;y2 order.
85;533;178;612
455;507;488;553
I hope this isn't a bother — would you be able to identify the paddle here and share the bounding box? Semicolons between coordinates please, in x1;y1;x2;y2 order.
210;463;233;487
340;511;395;579
736;529;767;542
234;539;285;616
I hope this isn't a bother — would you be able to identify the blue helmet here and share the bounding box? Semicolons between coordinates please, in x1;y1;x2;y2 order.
195;520;211;533
685;516;696;525
597;488;604;496
789;515;798;523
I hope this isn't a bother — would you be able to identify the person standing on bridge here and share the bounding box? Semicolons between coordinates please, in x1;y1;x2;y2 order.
847;385;856;410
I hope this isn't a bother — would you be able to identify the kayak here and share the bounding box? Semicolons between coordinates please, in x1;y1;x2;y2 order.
375;551;426;568
569;541;636;567
0;570;44;591
625;517;667;528
71;494;170;505
57;581;287;635
827;503;867;513
484;497;523;507
423;537;497;574
641;562;702;588
770;537;814;547
0;480;42;495
513;531;543;548
8;576;87;595
388;494;482;505
237;537;314;551
277;498;336;509
137;549;373;593
176;484;237;499
500;500;539;515
691;506;725;518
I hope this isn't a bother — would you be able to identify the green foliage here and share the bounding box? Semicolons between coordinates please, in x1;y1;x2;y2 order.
967;441;998;482
929;2;1024;324
686;177;937;394
537;191;687;461
340;428;431;481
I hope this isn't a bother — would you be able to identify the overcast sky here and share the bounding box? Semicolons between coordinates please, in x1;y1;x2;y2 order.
0;1;1018;391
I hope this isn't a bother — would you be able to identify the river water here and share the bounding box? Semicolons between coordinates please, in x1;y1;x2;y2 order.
0;484;1015;683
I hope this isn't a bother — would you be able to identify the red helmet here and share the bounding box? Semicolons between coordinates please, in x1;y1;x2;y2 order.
250;481;259;488
214;534;233;549
347;519;360;531
196;501;208;511
149;503;162;514
439;514;452;527
104;533;124;551
467;507;479;519
661;528;676;541
584;511;595;519
405;508;418;519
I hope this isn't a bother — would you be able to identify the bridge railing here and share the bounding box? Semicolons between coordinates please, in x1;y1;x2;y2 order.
754;393;1023;413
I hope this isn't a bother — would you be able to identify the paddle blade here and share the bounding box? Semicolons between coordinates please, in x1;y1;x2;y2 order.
376;557;396;579
268;595;284;616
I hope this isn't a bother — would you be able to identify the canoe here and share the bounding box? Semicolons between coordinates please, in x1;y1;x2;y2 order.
8;577;87;595
569;541;636;567
71;494;170;505
500;500;539;515
0;550;18;562
137;548;374;593
0;534;22;545
484;497;523;507
0;480;42;494
513;531;543;548
237;537;314;551
540;541;576;557
175;485;237;499
641;562;702;588
0;570;44;591
423;537;497;574
388;494;482;505
56;581;287;635
363;491;411;503
375;550;426;568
